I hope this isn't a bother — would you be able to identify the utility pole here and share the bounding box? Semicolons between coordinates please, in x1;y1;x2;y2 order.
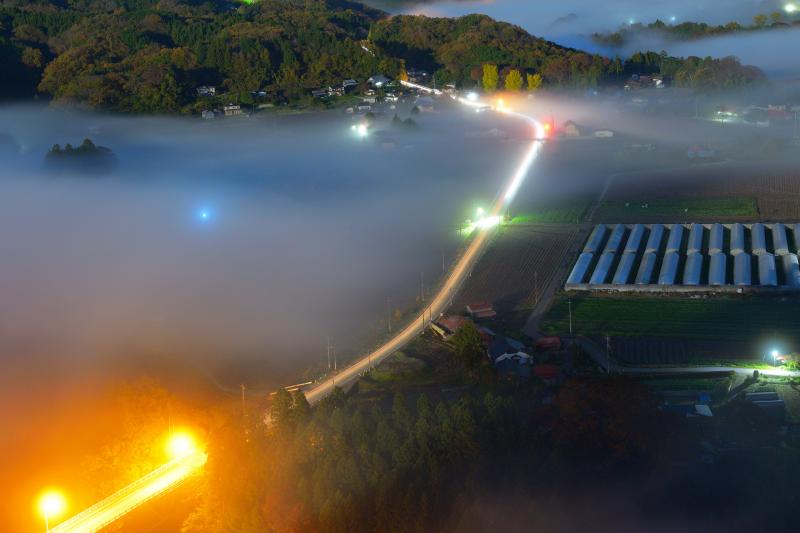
420;271;425;303
326;336;332;370
240;384;246;415
568;298;573;338
794;110;799;143
333;345;337;371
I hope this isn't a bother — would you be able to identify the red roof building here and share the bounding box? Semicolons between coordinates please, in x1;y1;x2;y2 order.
466;302;496;319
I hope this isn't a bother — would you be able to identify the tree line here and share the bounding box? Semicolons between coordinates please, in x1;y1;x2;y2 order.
183;372;670;532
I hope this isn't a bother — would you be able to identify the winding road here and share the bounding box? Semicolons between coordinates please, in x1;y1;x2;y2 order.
45;88;543;530
304;88;545;404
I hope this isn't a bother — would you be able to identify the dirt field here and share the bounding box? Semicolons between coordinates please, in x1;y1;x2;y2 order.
452;224;579;329
596;163;800;223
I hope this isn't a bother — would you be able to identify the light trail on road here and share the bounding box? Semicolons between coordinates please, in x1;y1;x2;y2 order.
49;450;207;533
304;89;544;404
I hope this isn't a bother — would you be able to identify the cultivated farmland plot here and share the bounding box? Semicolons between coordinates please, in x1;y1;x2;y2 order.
452;224;579;318
597;165;800;223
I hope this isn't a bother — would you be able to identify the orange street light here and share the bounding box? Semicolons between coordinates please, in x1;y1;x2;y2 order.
166;431;196;459
38;489;66;531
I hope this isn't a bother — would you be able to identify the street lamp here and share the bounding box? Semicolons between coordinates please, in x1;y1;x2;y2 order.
785;3;797;14
772;349;780;366
166;431;196;459
38;489;66;532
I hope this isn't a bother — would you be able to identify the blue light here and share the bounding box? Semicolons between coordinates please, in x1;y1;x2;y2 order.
196;207;213;223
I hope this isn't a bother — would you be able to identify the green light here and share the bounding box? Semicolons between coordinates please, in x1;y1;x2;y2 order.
460;214;501;236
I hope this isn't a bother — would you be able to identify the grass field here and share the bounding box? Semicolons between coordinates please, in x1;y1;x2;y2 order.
541;295;800;344
356;336;467;394
509;198;592;224
595;196;758;220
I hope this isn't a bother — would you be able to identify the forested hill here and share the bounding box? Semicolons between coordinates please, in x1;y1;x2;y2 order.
369;14;608;88
0;0;765;113
0;0;395;111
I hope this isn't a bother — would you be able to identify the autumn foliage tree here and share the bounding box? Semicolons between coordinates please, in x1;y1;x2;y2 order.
526;72;543;91
482;63;499;92
504;68;523;90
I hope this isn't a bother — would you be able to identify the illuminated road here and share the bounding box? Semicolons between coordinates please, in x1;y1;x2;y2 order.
304;89;544;405
49;451;207;533
46;87;539;531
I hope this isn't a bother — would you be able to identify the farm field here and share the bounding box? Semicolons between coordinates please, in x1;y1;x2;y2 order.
452;224;579;327
596;163;800;222
509;197;592;225
595;196;758;221
542;295;800;363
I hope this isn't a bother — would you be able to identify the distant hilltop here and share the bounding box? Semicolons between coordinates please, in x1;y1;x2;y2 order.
45;138;118;174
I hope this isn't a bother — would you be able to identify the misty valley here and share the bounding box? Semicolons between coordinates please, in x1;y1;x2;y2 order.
3;0;800;532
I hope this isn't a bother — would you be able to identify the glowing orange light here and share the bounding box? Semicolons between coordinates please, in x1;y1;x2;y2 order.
166;431;196;459
38;489;67;529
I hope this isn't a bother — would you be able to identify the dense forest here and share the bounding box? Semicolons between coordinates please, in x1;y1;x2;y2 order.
182;378;672;532
0;0;767;114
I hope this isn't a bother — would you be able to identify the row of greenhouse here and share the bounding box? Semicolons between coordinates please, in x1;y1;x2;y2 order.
567;223;800;291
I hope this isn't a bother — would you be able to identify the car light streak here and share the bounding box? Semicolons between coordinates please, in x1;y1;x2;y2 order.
49;450;207;533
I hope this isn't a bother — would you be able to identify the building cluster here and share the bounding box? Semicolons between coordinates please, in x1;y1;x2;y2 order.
432;304;563;381
201;104;243;120
567;222;800;292
624;74;665;91
311;79;358;99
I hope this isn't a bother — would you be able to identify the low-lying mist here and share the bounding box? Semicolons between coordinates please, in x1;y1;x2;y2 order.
3;85;799;528
0;105;527;393
0;103;532;527
374;0;800;75
381;0;780;35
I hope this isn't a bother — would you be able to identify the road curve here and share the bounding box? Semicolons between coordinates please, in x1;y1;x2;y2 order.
304;96;544;405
